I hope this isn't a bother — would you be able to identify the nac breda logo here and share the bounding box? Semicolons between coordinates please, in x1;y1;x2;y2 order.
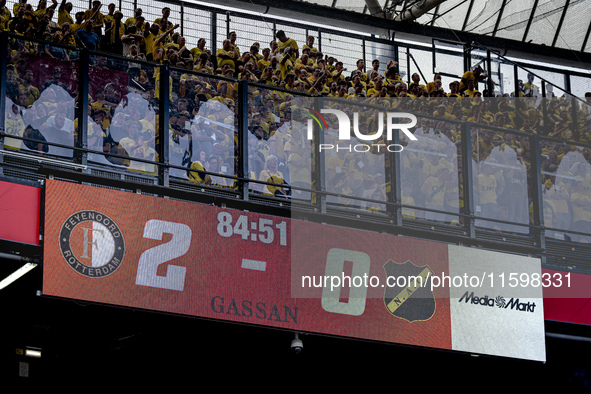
304;108;418;153
383;260;436;323
59;211;125;278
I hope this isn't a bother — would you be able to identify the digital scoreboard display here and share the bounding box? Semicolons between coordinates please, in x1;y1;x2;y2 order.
43;180;546;361
0;180;40;245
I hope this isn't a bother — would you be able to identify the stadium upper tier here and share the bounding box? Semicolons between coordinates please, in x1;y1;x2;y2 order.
283;0;591;55
1;0;591;271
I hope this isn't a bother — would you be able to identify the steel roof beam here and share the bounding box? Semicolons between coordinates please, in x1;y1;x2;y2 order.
211;0;591;62
430;4;440;26
522;0;539;42
582;16;591;52
365;0;388;18
552;0;570;48
492;0;507;37
393;0;448;22
430;0;469;26
462;0;474;31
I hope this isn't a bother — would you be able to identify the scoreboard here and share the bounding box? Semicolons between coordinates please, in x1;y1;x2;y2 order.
42;180;546;361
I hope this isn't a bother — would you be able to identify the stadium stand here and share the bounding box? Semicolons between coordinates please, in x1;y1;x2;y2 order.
1;0;591;389
1;0;590;254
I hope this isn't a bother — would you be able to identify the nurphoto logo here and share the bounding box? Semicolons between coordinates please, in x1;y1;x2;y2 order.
305;108;418;153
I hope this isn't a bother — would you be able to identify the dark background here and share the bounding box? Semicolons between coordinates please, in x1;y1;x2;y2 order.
1;255;590;391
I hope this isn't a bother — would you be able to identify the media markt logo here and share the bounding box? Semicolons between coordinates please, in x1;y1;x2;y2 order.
383;260;436;323
458;291;537;313
304;108;418;153
59;210;125;278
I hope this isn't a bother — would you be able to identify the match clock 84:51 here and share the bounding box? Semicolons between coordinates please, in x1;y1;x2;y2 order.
216;211;288;246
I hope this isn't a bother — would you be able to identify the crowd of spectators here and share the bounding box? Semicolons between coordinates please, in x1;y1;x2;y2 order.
2;0;590;239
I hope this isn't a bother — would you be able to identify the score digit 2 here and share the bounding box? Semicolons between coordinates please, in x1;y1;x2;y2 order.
216;211;287;246
136;219;191;291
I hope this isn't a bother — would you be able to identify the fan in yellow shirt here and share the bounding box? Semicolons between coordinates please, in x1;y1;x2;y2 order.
276;30;298;62
83;0;105;36
459;65;486;93
259;155;288;196
190;38;207;60
216;39;239;72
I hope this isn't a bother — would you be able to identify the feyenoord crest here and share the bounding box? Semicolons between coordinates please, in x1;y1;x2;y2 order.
383;260;436;322
59;211;125;278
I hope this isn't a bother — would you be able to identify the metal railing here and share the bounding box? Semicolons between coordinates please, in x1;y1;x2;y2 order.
1;24;590;273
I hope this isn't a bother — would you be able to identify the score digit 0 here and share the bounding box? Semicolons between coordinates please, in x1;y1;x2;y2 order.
216;211;287;246
321;248;371;316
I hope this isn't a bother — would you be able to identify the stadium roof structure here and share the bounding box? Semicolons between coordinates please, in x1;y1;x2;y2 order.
298;0;591;52
219;0;591;65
